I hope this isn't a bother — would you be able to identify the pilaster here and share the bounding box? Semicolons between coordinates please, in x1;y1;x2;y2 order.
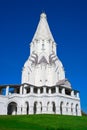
42;106;47;114
56;105;60;114
67;107;72;115
48;103;53;114
62;107;66;115
29;106;34;114
17;106;21;115
37;103;41;114
22;107;27;115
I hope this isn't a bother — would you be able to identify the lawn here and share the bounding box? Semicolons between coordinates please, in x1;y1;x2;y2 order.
0;115;87;130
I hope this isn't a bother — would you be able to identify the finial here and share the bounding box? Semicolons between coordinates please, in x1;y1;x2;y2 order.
40;12;46;19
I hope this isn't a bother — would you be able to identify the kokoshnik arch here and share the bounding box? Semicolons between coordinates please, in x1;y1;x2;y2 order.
0;13;81;116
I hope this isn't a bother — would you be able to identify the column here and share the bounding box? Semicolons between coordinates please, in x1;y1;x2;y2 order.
78;109;82;116
56;86;59;93
37;103;41;114
22;106;27;114
73;106;76;116
29;105;34;114
17;106;21;115
30;86;33;93
38;88;40;94
20;85;23;94
78;104;82;116
42;101;47;114
62;106;66;115
49;88;51;94
68;106;72;115
71;90;74;97
56;105;60;114
6;86;9;96
42;106;47;114
76;92;79;98
43;87;46;94
48;103;53;114
23;88;26;94
62;88;65;95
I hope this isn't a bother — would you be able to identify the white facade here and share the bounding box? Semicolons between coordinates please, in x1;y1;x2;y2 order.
0;13;81;116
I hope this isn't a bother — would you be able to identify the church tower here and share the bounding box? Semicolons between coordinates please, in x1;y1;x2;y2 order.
22;13;70;88
0;13;81;116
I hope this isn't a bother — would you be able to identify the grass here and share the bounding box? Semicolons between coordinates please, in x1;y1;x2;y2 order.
0;115;87;130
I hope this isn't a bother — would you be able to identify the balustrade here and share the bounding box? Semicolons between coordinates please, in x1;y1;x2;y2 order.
0;84;79;99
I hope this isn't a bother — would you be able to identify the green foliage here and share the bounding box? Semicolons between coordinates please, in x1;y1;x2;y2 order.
0;115;87;130
81;110;87;116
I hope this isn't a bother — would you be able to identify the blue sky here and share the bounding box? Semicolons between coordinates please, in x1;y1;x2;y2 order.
0;0;87;113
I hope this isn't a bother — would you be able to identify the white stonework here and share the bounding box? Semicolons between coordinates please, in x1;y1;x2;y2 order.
0;13;81;116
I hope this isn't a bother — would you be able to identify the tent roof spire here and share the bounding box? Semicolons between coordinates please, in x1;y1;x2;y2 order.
32;13;54;41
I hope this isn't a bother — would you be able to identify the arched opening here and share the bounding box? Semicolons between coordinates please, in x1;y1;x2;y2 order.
60;101;63;115
47;102;50;111
40;87;43;93
34;87;37;94
25;102;29;115
26;87;30;93
52;102;56;113
76;104;79;116
34;102;37;114
46;88;49;93
51;87;56;94
71;103;73;115
66;102;69;113
40;102;42;113
7;102;17;115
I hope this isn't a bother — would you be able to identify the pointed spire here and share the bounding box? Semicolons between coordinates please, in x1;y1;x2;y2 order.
32;13;54;41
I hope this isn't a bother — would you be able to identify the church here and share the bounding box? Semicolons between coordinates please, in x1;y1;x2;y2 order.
0;13;81;116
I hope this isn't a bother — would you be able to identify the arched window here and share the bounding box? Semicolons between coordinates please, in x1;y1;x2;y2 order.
47;102;50;111
25;102;29;115
66;102;69;113
60;101;63;115
40;102;42;113
76;104;79;116
71;103;73;115
34;102;37;114
52;102;56;113
7;102;17;115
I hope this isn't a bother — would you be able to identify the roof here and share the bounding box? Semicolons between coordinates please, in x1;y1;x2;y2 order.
32;13;54;41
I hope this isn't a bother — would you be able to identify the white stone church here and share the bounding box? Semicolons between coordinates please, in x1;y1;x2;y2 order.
0;13;81;116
